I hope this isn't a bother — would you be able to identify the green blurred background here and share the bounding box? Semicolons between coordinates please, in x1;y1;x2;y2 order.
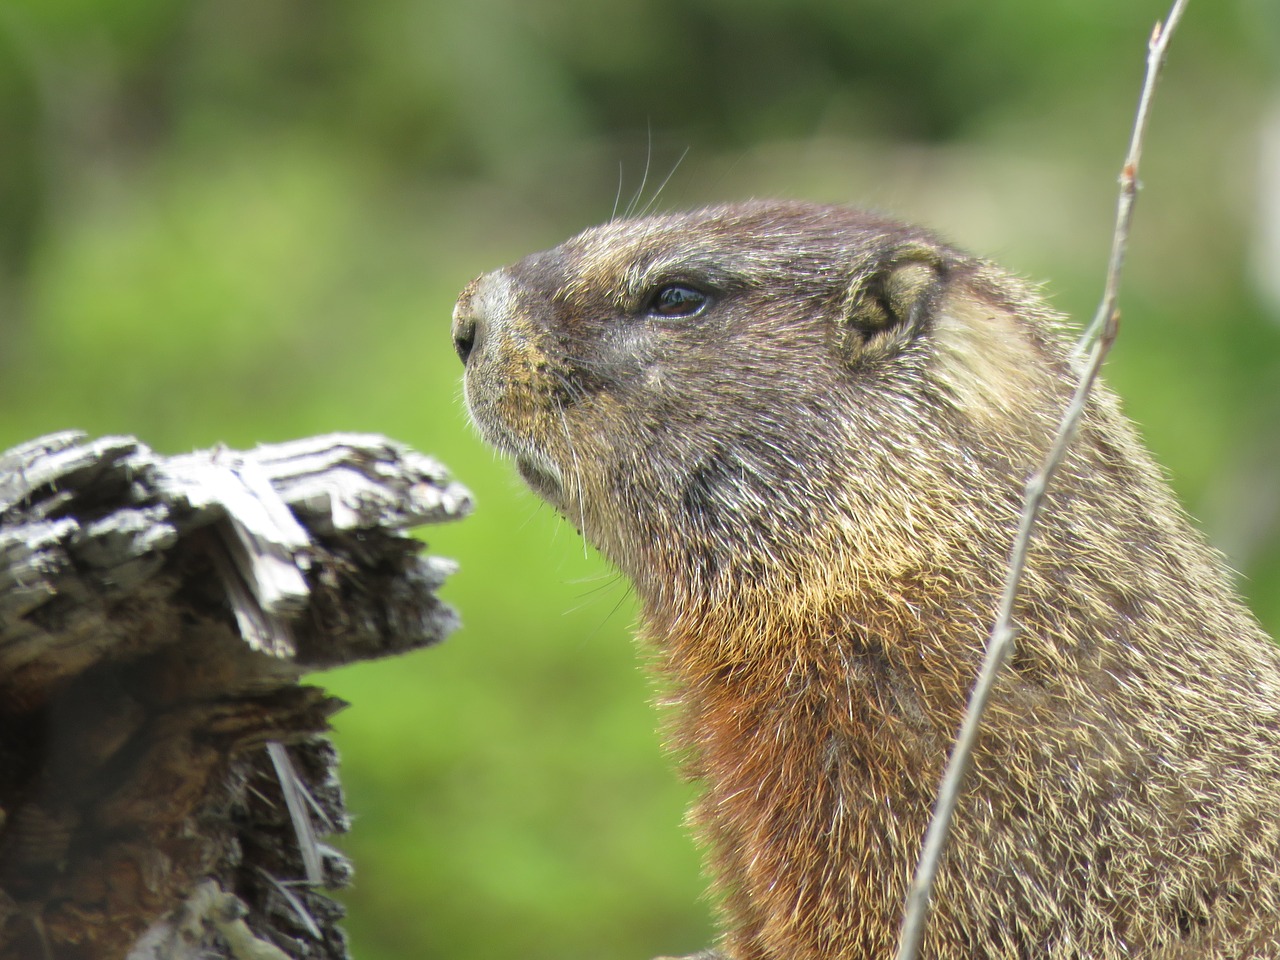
1;1;1278;957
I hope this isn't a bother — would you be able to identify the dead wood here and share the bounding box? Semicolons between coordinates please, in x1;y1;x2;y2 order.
0;431;471;960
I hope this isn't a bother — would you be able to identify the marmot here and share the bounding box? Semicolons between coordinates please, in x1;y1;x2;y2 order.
451;201;1280;958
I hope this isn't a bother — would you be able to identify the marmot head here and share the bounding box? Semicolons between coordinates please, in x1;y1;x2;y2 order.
454;201;1068;614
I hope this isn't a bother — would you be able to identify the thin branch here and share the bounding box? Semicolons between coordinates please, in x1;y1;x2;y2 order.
893;3;1190;958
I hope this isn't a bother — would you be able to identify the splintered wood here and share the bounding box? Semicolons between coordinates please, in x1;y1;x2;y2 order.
0;431;472;960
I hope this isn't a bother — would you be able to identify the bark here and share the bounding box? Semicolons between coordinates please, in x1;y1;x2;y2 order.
0;431;471;960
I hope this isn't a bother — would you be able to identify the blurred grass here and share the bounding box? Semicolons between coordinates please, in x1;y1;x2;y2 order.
0;2;1277;958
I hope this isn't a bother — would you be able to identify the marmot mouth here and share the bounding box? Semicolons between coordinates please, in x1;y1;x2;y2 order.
515;452;565;503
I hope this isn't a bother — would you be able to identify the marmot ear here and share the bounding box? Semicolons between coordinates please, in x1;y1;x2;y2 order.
834;244;948;365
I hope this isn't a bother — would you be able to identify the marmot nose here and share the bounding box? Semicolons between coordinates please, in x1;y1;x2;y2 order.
452;311;482;365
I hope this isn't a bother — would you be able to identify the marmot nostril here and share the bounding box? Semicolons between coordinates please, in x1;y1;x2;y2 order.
452;313;479;365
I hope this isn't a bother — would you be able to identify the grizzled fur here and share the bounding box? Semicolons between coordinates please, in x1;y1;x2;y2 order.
453;201;1280;959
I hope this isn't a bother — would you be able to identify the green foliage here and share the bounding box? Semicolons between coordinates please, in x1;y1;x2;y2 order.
0;1;1276;958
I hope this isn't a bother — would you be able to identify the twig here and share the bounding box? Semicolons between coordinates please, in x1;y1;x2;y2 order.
893;3;1190;958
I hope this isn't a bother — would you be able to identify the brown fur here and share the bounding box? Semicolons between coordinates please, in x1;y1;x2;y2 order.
452;201;1280;958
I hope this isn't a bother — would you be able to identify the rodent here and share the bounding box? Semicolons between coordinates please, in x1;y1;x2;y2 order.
451;201;1280;958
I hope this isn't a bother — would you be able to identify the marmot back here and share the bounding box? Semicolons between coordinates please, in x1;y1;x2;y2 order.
453;201;1280;959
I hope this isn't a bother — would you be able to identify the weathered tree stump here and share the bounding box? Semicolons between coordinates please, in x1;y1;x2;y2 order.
0;431;472;960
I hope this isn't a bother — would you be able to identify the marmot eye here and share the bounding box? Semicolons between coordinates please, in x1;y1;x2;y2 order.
648;284;710;319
